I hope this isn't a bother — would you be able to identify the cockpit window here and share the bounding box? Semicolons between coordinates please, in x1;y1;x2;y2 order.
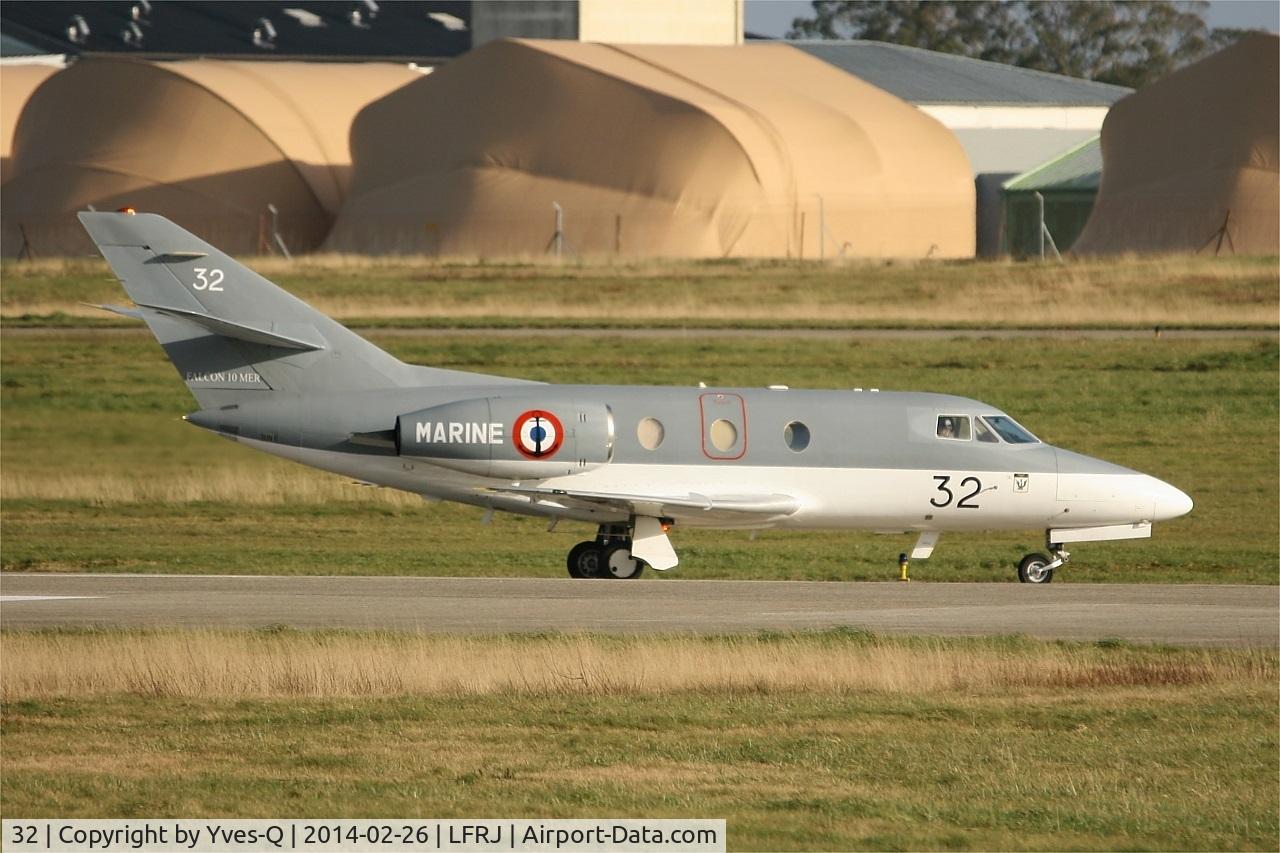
983;415;1039;444
936;415;971;440
974;417;1000;443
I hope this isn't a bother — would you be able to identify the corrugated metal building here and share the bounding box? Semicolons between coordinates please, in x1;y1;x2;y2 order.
791;40;1130;255
0;1;470;60
1002;137;1101;258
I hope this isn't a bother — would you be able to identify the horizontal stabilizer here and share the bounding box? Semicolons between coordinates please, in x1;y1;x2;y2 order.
134;303;326;351
82;302;144;320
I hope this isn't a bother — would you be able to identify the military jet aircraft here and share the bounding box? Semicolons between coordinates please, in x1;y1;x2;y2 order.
81;212;1193;583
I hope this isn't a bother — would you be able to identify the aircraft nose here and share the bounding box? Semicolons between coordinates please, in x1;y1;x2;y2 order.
1053;449;1192;523
1147;476;1194;521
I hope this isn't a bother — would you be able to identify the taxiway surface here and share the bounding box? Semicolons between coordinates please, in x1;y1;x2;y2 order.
2;574;1276;646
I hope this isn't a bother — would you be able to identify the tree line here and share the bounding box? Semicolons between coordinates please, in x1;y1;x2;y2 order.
787;1;1265;88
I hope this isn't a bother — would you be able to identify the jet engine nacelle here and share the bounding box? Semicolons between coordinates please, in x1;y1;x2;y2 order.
396;396;614;479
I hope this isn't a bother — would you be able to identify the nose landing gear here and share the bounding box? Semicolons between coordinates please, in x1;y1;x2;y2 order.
565;524;647;579
1017;544;1070;584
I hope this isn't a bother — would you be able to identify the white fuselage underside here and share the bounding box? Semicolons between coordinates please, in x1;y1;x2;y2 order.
239;437;1162;533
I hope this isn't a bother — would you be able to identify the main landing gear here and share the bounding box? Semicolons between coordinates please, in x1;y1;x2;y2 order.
1017;544;1071;584
566;524;646;580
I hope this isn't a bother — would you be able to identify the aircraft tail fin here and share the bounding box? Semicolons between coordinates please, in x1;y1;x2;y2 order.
79;212;514;409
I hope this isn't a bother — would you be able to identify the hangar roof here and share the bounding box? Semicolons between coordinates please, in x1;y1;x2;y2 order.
1004;137;1102;193
791;40;1131;106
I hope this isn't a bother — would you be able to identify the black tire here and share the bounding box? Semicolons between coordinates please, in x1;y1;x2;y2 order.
567;541;602;579
1018;552;1054;584
600;544;645;579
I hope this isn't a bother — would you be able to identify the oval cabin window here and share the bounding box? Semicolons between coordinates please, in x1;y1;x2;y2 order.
784;421;810;452
637;417;665;450
709;418;738;452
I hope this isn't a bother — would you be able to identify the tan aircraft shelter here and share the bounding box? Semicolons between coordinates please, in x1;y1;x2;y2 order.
1073;34;1279;255
2;58;420;257
327;39;975;258
1;62;62;185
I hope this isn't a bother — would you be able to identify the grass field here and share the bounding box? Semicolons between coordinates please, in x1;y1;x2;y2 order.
2;255;1277;849
2;629;1276;850
2;253;1277;329
10;628;1273;698
2;331;1276;582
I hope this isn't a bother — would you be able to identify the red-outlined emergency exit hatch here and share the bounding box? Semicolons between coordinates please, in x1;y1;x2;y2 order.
699;392;746;460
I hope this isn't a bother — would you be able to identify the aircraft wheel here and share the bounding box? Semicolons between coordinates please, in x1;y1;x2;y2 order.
601;544;645;579
567;541;602;579
1018;552;1054;584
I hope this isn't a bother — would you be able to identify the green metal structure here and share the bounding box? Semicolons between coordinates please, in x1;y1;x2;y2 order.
1003;137;1101;258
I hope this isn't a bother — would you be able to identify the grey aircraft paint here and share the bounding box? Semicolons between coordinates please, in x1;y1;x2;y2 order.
80;212;1193;581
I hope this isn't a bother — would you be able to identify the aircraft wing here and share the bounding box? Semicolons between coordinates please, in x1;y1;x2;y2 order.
483;486;800;571
133;303;327;351
484;485;800;521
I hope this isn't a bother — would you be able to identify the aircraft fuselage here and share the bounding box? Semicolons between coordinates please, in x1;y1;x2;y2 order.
191;383;1191;537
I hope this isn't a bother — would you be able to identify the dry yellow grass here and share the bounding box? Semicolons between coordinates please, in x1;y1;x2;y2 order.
0;467;422;505
2;630;1272;700
306;253;1279;328
3;301;111;318
4;253;1275;327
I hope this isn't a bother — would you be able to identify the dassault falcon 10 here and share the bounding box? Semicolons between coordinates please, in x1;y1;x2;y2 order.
81;212;1193;583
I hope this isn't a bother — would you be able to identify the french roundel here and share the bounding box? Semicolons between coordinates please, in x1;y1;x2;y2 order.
513;409;564;459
